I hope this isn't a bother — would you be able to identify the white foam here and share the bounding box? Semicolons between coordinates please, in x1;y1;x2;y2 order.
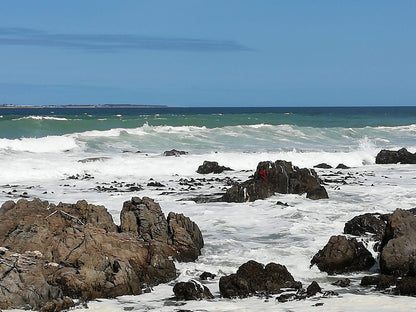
0;136;80;153
12;115;69;121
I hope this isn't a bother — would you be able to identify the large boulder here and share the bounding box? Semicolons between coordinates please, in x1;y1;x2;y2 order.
0;197;204;310
310;235;375;275
197;161;232;174
375;148;416;164
379;209;416;276
222;160;328;202
219;260;300;298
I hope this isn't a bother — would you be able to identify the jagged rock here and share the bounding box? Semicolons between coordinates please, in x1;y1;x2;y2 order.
344;213;388;241
375;148;416;164
40;297;75;312
0;198;203;310
222;160;328;202
306;281;321;296
197;161;232;174
360;274;397;291
147;181;165;187
200;272;216;280
219;260;300;298
380;209;416;276
314;163;332;169
310;235;375;275
167;212;204;262
163;149;188;156
173;280;214;300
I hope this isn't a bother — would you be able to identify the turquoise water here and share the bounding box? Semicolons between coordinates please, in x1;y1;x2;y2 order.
1;106;416;139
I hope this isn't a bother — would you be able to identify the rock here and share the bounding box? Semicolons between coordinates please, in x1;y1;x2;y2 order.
306;281;321;296
163;149;188;157
336;164;350;169
375;148;416;164
200;272;216;280
380;209;416;276
310;235;375;275
331;278;350;287
360;274;397;290
173;280;214;300
395;276;416;295
222;160;328;202
0;197;204;310
314;163;332;169
167;212;204;262
40;297;75;312
219;260;300;298
344;213;388;241
147;181;165;187
197;161;232;174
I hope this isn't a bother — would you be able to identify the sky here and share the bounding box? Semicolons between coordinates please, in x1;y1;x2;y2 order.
0;1;415;107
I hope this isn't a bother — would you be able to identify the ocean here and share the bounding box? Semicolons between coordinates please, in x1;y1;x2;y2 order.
1;106;416;311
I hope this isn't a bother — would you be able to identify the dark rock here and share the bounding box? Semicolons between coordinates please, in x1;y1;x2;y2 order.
344;213;388;241
200;272;216;280
331;278;350;287
306;281;321;297
336;164;350;169
395;276;416;295
276;201;289;207
167;212;204;262
380;209;416;276
147;181;165;187
173;280;214;300
219;260;299;298
40;297;75;312
163;149;188;157
314;163;333;169
222;160;328;202
375;148;416;164
361;275;380;286
197;161;232;174
0;197;203;310
311;235;375;274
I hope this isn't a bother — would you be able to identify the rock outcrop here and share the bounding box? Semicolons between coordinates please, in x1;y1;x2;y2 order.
197;161;232;174
173;280;214;300
375;148;416;164
222;160;328;202
379;209;416;276
0;197;203;310
310;235;375;275
219;260;301;298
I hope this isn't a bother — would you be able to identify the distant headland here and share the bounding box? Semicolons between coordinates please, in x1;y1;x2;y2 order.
0;104;169;109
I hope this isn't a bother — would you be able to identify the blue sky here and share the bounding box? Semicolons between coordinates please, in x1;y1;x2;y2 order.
0;1;415;107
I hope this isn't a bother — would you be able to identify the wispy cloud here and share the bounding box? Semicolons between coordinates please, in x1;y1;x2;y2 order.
0;27;250;52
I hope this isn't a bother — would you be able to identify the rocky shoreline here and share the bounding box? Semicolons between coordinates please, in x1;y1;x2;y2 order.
1;152;416;310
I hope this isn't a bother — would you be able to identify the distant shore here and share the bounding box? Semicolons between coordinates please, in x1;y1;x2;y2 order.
0;104;168;109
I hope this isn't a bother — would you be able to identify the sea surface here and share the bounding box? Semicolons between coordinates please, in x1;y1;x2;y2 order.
1;106;416;311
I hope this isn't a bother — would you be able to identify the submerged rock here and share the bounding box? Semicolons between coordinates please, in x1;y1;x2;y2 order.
375;148;416;164
221;160;328;202
314;163;332;169
219;260;300;298
0;197;203;310
173;280;214;300
197;161;232;174
163;149;188;156
310;235;375;275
